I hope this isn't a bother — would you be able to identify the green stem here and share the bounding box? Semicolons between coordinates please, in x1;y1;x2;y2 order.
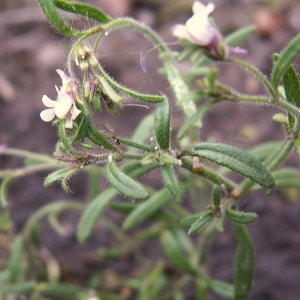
23;201;84;238
95;62;165;103
222;89;300;122
123;153;145;161
227;58;277;98
0;148;55;163
118;137;155;153
180;158;239;195
0;163;57;179
101;18;197;118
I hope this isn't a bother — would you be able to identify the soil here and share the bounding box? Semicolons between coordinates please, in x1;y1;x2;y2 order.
1;0;300;299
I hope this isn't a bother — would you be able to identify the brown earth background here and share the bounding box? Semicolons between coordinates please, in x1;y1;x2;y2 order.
1;0;300;299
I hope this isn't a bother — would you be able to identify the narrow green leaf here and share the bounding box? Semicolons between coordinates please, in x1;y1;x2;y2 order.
283;65;300;107
282;64;300;126
122;162;159;179
131;113;154;145
44;167;78;192
110;202;138;214
105;161;149;200
160;230;198;276
161;56;198;120
271;33;300;89
196;281;209;300
272;168;300;189
188;211;214;235
7;235;24;283
42;282;83;298
250;141;283;161
53;0;111;23
233;224;254;300
154;99;170;150
87;122;117;151
38;0;80;36
77;188;117;243
225;25;256;47
0;175;15;208
123;189;170;230
161;164;184;202
4;282;35;294
188;142;275;191
177;100;217;140
180;213;205;228
225;209;258;225
97;63;165;104
139;263;167;299
208;279;234;299
212;185;221;207
296;139;300;159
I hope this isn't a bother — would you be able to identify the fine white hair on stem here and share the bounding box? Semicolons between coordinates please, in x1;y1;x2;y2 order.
123;103;149;109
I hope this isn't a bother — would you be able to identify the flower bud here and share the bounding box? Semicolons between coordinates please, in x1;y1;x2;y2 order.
74;43;98;70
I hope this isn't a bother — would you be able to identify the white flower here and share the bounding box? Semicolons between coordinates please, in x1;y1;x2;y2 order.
172;1;218;46
40;70;81;129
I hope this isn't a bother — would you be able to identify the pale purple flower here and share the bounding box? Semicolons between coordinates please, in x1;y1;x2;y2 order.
172;1;219;47
40;70;81;129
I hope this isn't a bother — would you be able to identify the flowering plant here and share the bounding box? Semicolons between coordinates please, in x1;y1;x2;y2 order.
1;1;300;299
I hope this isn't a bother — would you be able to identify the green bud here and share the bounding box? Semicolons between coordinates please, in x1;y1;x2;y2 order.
97;75;123;106
272;113;289;125
74;43;98;70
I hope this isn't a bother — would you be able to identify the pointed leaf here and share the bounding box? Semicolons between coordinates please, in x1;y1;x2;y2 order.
53;0;111;23
271;33;300;89
123;189;170;230
77;188;116;243
283;64;300;107
208;280;234;299
161;164;184;202
42;282;83;298
44;167;78;192
105;161;149;200
180;213;205;229
131;113;154;154
250;141;283;161
225;209;258;224
225;25;256;47
4;282;35;294
160;230;198;276
7;235;24;283
38;0;79;36
188;142;275;191
233;224;254;300
272;168;300;189
188;211;214;235
155;99;170;149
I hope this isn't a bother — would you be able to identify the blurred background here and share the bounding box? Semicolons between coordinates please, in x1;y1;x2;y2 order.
1;0;300;299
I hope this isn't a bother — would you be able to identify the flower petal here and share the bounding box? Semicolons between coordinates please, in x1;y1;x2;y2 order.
193;2;215;14
55;96;72;119
56;69;75;93
42;95;56;108
186;13;215;45
172;25;194;42
40;108;55;122
64;117;73;129
71;105;81;120
192;1;205;14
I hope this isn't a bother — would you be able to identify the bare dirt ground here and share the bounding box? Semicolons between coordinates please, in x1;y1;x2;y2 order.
1;0;300;299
